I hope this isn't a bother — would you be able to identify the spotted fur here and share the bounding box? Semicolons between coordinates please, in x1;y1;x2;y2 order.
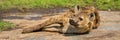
22;5;88;33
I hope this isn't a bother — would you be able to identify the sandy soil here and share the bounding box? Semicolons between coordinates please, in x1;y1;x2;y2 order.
1;11;120;40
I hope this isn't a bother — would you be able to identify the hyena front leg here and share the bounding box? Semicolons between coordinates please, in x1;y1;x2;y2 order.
60;18;70;34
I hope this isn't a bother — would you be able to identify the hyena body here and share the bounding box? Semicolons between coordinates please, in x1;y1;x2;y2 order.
22;10;75;33
22;5;92;34
22;5;86;33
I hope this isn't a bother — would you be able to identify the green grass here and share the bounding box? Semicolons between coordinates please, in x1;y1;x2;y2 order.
0;21;15;31
0;0;120;11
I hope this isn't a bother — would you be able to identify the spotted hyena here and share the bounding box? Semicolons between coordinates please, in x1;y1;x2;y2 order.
22;5;91;34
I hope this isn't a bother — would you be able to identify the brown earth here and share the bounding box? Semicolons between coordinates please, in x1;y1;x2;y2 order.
0;9;120;40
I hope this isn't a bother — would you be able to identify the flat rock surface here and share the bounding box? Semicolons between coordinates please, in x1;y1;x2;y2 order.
1;11;120;40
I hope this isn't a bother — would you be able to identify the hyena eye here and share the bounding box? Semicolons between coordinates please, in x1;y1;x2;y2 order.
90;13;94;17
73;15;76;16
79;17;83;21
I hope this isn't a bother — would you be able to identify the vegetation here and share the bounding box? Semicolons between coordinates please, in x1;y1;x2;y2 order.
0;21;15;30
0;0;120;11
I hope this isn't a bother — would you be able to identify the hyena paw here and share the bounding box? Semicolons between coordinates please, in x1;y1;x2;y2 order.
59;29;67;34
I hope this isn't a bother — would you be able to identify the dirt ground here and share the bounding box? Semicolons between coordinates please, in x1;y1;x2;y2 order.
1;10;120;40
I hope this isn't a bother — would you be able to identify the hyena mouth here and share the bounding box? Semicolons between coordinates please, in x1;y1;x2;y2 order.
69;18;78;26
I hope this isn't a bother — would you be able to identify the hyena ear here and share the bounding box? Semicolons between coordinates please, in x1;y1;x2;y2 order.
90;6;95;11
69;5;81;13
74;5;81;13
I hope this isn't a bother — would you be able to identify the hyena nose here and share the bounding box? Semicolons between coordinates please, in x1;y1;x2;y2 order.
69;18;78;26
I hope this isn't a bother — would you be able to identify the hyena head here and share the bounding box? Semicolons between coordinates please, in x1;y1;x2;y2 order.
81;6;96;22
80;6;100;29
69;5;95;33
